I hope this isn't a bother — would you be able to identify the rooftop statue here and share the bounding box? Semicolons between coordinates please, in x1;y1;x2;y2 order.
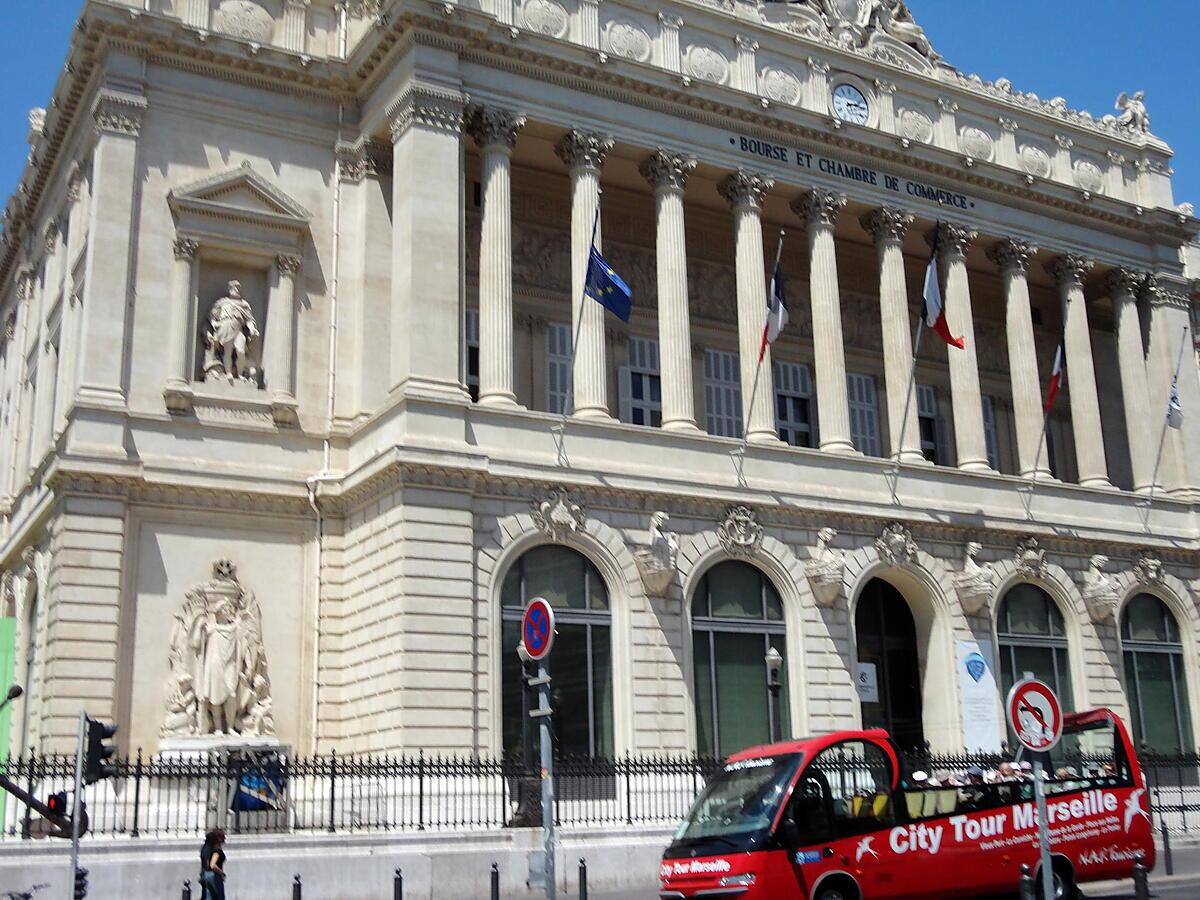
805;0;939;60
1115;91;1151;134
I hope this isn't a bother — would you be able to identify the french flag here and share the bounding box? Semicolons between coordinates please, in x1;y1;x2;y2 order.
1044;342;1065;412
923;225;965;350
759;242;789;363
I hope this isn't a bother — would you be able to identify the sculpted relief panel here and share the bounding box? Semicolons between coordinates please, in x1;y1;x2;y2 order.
605;20;652;63
685;45;730;85
213;0;276;42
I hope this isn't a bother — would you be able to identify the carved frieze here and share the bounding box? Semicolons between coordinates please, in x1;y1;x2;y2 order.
875;522;917;567
805;527;844;608
717;506;762;558
531;488;584;539
1082;554;1120;623
389;86;466;140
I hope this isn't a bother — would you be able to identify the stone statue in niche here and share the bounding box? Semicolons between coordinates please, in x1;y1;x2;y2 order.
805;527;845;608
634;511;679;597
954;542;996;616
161;559;275;738
1115;91;1151;134
203;280;260;386
1082;554;1120;623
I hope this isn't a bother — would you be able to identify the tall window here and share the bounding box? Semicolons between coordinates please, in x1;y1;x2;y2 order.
982;395;1001;471
501;546;612;757
692;562;789;757
465;308;480;402
1123;594;1194;753
546;323;572;414
619;336;662;427
775;361;815;448
997;584;1073;715
847;372;880;457
704;349;743;438
917;384;941;464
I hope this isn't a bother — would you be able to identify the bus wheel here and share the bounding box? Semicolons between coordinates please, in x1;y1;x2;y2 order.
815;877;860;900
1042;861;1076;900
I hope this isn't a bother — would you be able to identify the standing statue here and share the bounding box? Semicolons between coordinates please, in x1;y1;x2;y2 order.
161;559;275;739
1115;91;1151;134
873;0;937;58
203;280;260;384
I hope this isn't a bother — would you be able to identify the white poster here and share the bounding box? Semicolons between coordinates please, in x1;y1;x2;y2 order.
856;662;879;704
957;640;1004;752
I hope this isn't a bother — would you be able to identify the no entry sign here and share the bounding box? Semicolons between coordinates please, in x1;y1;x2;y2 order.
1006;678;1063;753
521;597;556;662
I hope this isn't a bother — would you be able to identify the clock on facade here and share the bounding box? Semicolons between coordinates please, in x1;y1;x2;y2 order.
832;83;870;125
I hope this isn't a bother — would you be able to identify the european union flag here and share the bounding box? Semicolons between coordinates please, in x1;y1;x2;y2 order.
584;246;632;323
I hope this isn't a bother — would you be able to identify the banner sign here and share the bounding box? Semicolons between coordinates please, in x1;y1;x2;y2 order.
957;640;1003;752
732;134;975;211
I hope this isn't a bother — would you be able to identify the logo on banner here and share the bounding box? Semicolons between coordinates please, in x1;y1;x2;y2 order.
964;652;987;684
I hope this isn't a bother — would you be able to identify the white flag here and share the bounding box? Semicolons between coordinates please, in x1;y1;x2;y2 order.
1168;379;1184;429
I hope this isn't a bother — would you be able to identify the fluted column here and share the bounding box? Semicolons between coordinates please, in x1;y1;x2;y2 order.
467;105;526;408
861;207;922;462
930;224;990;471
1146;285;1195;493
555;130;614;420
987;239;1047;478
640;150;699;432
794;189;854;453
267;254;302;426
164;237;199;414
1047;254;1110;488
1107;269;1157;492
718;169;778;443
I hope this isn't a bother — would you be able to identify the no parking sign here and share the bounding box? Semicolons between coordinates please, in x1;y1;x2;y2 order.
521;597;556;663
1006;678;1063;753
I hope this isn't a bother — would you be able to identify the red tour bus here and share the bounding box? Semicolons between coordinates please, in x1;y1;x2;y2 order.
660;709;1153;899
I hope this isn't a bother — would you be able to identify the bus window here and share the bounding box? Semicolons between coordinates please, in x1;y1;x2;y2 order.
807;740;895;839
781;770;833;847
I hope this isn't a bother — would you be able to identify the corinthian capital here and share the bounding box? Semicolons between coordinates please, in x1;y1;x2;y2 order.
791;188;846;228
639;149;697;193
1046;253;1094;288
276;254;303;277
1104;267;1148;300
466;105;527;152
927;223;977;260
987;239;1037;274
554;129;614;172
718;169;774;212
91;90;147;138
173;236;200;261
859;206;913;245
388;84;466;141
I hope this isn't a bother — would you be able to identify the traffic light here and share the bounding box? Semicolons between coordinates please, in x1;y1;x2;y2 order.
83;717;118;785
46;791;68;818
73;866;87;899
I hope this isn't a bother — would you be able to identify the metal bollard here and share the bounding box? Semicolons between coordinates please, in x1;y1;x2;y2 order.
293;873;302;900
490;862;500;900
1133;854;1150;900
578;858;587;900
181;880;192;900
1018;863;1036;900
394;867;403;900
1161;819;1174;875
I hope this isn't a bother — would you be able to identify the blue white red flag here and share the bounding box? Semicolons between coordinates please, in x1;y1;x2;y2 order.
923;225;965;350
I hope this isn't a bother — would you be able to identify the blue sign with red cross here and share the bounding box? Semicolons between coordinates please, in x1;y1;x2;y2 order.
521;597;556;662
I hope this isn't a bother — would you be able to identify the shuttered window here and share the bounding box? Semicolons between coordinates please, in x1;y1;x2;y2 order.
775;360;815;448
619;336;662;427
847;372;880;457
465;308;480;402
982;395;1001;470
917;384;940;464
545;322;573;415
704;349;743;438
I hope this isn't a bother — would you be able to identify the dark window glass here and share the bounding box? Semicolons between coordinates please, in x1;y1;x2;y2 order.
998;585;1074;747
1122;594;1193;753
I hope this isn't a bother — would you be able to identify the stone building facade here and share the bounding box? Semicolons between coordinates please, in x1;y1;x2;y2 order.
2;0;1200;765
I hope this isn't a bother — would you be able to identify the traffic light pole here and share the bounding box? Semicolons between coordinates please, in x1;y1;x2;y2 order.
68;710;86;900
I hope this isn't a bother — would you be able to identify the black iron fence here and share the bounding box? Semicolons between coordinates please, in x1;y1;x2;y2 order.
2;748;1197;841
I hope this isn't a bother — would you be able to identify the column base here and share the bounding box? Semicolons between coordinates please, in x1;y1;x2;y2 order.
572;406;614;422
819;440;859;455
1020;469;1057;483
957;459;995;474
1079;477;1116;491
477;392;522;410
893;450;932;466
662;419;703;434
1133;483;1163;495
747;429;783;445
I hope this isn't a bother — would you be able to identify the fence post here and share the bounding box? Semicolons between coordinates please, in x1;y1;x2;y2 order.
624;755;633;826
1160;819;1173;875
182;880;192;900
131;748;144;838
578;858;587;900
293;873;302;900
1133;853;1149;900
417;750;426;832
490;862;499;900
1017;864;1036;900
394;867;403;900
21;748;35;838
328;751;337;833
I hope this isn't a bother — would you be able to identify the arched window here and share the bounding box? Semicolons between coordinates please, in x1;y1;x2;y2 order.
996;584;1073;714
501;546;612;758
1122;594;1194;753
692;561;789;757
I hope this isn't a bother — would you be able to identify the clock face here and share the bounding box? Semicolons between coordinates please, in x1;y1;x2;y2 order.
832;84;870;125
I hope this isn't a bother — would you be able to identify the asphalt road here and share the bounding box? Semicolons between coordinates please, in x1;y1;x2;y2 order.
586;882;1199;900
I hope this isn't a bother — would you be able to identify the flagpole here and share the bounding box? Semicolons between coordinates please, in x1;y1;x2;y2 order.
1141;324;1190;528
554;202;602;465
740;231;786;444
1021;411;1052;520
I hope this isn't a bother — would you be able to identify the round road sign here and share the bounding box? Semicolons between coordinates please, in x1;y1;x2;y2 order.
521;597;555;662
1006;678;1063;753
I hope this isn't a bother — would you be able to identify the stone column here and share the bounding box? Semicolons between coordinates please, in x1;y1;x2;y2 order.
860;206;922;462
1047;254;1110;488
55;170;84;434
164;237;199;414
32;339;59;461
794;189;854;453
389;82;469;401
1146;285;1193;493
266;254;302;426
555;129;614;420
640;149;699;433
718;169;778;443
931;224;990;471
283;0;309;53
987;239;1047;478
1107;269;1157;493
467;105;526;408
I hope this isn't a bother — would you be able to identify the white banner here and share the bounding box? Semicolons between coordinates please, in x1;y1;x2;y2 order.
957;640;1004;752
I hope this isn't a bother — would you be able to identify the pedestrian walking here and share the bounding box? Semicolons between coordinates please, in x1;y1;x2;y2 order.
200;828;228;900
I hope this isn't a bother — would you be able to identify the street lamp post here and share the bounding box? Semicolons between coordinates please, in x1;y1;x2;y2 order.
765;647;783;744
0;684;23;715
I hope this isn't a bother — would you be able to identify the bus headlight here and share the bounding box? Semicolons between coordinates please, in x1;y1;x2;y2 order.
717;874;756;887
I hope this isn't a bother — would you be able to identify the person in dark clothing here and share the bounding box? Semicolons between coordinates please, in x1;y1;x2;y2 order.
200;828;227;900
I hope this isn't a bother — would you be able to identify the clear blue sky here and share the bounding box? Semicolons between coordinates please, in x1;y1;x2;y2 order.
1;1;1196;209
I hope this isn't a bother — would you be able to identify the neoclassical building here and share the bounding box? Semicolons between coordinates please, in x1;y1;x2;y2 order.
2;0;1200;764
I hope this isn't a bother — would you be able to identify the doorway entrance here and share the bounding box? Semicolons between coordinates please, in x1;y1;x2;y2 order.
856;579;925;749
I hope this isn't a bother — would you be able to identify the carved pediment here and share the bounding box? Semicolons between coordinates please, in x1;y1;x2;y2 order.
168;162;311;241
